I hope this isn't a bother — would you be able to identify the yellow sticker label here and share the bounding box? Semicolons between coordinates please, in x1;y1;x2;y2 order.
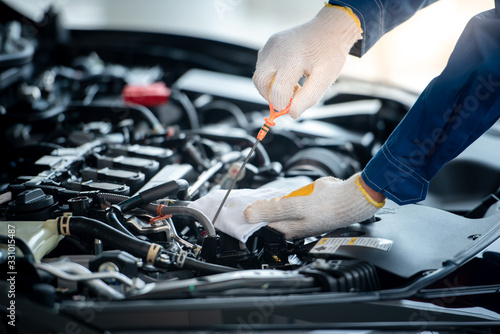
348;238;358;245
317;238;328;246
310;237;393;254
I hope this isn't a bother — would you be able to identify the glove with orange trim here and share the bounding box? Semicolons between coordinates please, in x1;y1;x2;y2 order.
244;173;384;239
253;5;362;119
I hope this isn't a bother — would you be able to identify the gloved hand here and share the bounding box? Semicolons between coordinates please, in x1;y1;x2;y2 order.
188;187;292;243
244;173;385;239
253;5;362;119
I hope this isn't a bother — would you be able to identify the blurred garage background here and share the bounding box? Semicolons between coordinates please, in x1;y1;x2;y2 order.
4;0;494;93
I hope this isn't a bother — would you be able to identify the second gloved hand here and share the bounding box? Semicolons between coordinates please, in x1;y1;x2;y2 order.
244;173;384;239
253;5;362;118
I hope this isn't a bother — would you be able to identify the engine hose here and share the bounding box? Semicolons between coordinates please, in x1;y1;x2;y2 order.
182;257;238;274
102;180;190;237
147;204;216;237
173;90;200;130
107;180;189;212
97;180;215;237
56;216;162;267
56;216;235;274
105;208;136;238
98;193;129;207
199;100;250;129
115;196;144;213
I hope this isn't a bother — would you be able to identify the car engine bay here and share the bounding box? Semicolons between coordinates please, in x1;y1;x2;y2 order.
2;3;500;332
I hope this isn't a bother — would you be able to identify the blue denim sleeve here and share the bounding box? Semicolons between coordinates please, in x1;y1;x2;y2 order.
362;4;500;205
328;0;439;56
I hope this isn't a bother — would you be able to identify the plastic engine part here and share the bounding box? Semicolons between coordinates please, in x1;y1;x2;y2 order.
300;259;380;293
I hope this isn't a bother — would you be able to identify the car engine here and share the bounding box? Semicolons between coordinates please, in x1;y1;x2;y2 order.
2;4;500;332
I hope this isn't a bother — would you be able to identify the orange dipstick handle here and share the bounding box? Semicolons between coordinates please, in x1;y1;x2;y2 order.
256;98;293;141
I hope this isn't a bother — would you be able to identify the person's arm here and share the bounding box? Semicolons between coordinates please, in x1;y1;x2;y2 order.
328;0;440;57
245;2;500;239
362;5;500;205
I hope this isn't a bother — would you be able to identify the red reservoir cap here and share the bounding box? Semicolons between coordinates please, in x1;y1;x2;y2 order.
122;82;171;107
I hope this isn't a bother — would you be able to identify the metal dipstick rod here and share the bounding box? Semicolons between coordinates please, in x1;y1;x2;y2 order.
212;100;292;225
211;140;260;225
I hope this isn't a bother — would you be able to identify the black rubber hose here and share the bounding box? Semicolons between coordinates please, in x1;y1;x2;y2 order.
147;204;216;237
99;193;214;236
199;100;250;129
115;196;144;214
99;195;216;238
60;216;237;274
60;216;154;261
138;179;189;208
120;179;189;213
104;180;190;237
97;193;129;207
183;257;237;274
105;208;136;238
172;90;200;130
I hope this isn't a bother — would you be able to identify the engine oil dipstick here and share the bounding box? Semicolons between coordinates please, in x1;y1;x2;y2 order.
212;99;292;225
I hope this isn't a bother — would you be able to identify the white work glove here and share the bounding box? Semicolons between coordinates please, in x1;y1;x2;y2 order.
244;173;384;239
253;5;362;119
